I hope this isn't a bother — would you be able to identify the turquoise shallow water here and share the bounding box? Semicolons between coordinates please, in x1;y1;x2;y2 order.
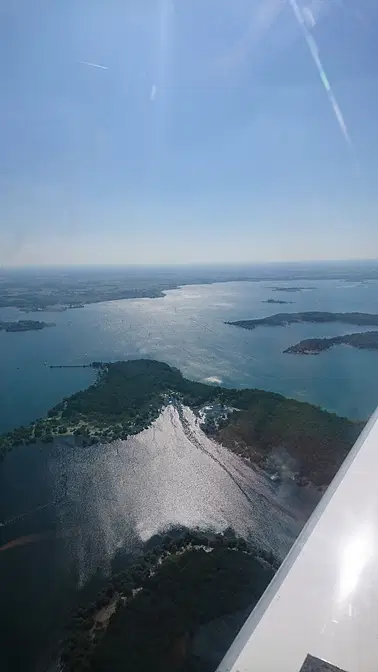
1;278;378;431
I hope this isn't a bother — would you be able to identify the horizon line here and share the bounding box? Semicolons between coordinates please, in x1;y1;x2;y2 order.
0;258;378;270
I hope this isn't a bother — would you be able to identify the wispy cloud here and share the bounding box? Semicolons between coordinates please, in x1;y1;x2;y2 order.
78;60;108;70
150;84;157;101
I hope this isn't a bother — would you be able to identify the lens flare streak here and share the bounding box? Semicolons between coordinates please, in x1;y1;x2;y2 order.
288;0;351;147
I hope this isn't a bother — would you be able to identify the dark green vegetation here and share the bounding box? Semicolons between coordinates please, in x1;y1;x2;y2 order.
227;311;378;331
0;320;54;332
216;396;362;487
0;360;363;487
0;359;220;453
284;331;378;355
262;299;293;304
1;286;168;311
62;530;277;672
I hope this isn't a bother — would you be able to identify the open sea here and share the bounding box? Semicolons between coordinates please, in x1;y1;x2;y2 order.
1;277;378;671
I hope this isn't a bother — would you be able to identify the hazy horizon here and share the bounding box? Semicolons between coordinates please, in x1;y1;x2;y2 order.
1;258;378;271
1;0;377;265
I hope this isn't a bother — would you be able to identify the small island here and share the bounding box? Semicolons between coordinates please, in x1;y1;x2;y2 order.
262;299;293;305
0;359;363;487
226;311;378;331
268;286;315;292
284;331;378;355
0;319;55;332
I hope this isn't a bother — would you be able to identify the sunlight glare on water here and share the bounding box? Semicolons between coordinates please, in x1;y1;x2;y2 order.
50;406;310;585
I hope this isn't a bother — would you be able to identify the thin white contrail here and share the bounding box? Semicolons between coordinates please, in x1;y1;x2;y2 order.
288;0;351;147
78;60;108;70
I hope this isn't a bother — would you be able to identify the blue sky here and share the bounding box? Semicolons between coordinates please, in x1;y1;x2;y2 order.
1;0;377;265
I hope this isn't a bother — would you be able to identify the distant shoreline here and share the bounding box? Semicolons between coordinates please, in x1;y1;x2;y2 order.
1;266;377;312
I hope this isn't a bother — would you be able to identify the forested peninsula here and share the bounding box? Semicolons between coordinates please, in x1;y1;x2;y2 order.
284;331;378;355
0;360;363;486
226;311;378;331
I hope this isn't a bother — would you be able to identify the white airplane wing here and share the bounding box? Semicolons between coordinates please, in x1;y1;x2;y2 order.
218;406;378;672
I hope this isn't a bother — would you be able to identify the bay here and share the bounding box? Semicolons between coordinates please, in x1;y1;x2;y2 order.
1;277;378;671
1;278;378;433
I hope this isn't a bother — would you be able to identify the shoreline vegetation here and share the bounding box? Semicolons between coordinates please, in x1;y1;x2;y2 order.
17;292;166;312
226;311;378;331
0;320;55;332
284;331;378;355
22;303;85;313
62;529;277;672
0;359;363;486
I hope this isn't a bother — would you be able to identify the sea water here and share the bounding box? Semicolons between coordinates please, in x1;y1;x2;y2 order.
1;278;378;433
1;278;378;671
